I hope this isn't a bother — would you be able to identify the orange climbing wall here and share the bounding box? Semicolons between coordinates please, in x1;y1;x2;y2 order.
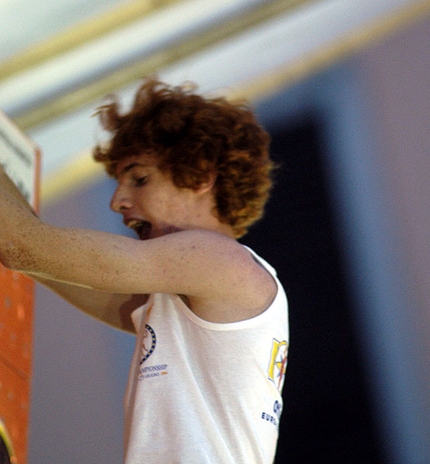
0;109;41;464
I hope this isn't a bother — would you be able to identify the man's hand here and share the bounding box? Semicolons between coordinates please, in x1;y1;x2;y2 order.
0;163;37;216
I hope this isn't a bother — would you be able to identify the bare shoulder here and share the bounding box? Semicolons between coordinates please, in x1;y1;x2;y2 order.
158;229;266;278
170;230;278;323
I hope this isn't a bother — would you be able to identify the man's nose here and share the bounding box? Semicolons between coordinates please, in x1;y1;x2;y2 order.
110;187;132;212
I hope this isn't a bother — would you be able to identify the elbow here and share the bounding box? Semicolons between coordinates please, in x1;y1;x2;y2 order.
0;242;33;272
0;257;17;272
0;255;18;272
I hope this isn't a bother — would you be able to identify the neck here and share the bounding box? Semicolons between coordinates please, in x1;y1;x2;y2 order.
185;193;236;239
185;217;236;240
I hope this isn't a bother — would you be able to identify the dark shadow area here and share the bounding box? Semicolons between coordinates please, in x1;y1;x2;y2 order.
0;435;12;464
241;114;385;464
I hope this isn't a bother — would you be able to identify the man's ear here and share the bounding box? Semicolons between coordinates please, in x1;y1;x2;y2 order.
195;172;217;194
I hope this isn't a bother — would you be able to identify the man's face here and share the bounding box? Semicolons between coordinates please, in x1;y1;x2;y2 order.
110;154;204;240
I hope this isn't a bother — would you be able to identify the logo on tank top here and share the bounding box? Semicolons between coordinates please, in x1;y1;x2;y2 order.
138;324;169;380
267;338;288;391
140;324;156;364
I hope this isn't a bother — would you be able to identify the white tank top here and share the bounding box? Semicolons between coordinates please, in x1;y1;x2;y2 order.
124;248;289;463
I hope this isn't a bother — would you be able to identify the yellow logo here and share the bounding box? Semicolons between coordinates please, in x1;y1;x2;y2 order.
268;339;288;391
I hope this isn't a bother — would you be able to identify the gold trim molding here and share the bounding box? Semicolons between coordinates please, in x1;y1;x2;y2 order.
41;0;430;205
14;0;310;131
0;0;181;81
232;0;430;104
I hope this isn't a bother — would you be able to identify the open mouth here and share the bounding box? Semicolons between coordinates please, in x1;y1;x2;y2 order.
126;220;152;240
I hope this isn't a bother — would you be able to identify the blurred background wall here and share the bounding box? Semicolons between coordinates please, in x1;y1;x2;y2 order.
30;13;430;463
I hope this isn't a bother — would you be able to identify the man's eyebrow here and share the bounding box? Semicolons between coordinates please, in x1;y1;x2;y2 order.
118;162;148;177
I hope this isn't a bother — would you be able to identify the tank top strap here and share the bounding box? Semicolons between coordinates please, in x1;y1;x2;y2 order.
242;245;278;278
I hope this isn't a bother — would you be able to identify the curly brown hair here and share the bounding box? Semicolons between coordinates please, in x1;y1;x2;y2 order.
93;78;274;238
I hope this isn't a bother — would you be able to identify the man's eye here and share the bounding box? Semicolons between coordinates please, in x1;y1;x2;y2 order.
133;177;147;186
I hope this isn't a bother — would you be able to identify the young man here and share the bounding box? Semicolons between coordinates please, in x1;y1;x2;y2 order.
0;79;288;463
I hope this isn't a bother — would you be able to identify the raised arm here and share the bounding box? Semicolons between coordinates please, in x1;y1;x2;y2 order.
0;167;276;325
0;166;146;332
